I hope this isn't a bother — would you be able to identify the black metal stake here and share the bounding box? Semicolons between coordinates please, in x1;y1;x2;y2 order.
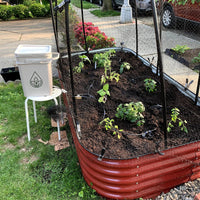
157;0;163;75
50;0;67;85
134;0;138;57
64;1;77;118
49;0;59;52
151;0;168;149
80;0;88;53
195;71;200;105
55;0;58;34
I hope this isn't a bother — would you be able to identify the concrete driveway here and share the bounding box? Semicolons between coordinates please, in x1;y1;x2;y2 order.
0;18;56;82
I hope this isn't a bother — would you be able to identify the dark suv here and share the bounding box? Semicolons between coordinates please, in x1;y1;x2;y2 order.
161;0;200;28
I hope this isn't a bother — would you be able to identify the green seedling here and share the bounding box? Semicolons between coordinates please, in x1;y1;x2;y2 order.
93;50;120;84
144;78;157;92
97;83;110;103
167;107;188;133
73;55;91;73
100;117;123;139
172;45;190;54
110;71;120;82
93;49;115;68
192;52;200;64
120;62;131;74
116;101;145;126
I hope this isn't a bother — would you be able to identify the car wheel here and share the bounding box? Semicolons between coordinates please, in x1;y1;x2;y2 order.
162;6;175;28
99;0;103;6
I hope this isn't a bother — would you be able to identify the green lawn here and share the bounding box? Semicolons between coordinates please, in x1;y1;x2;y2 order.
71;0;99;9
0;81;103;200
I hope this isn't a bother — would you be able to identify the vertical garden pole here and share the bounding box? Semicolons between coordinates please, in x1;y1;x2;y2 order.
64;0;77;117
134;0;138;57
195;71;200;105
55;0;58;34
50;0;59;52
151;0;168;148
157;0;163;75
80;0;88;53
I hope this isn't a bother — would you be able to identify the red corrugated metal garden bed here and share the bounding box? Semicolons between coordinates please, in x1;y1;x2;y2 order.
60;48;200;199
62;93;200;199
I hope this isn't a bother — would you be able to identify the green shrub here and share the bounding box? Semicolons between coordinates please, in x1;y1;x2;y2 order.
7;6;13;19
29;3;47;17
44;3;51;17
12;4;30;19
0;5;13;21
23;0;36;7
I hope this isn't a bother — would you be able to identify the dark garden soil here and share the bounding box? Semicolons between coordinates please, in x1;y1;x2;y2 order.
62;50;200;159
165;48;200;71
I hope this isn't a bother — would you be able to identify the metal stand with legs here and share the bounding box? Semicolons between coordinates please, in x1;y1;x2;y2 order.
25;87;63;141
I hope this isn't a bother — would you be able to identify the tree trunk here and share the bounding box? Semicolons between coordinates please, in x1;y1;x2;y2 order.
102;0;113;11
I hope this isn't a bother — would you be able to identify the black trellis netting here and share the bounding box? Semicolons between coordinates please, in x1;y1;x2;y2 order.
50;0;200;158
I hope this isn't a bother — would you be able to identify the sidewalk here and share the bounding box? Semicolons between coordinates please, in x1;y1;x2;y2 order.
0;18;56;82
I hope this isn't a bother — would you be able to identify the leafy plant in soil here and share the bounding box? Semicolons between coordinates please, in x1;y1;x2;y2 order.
192;52;200;64
97;83;110;103
93;49;115;68
73;55;91;73
115;101;145;126
165;47;200;71
100;117;123;139
62;50;200;159
172;45;190;54
144;78;157;93
119;62;131;74
167;107;188;133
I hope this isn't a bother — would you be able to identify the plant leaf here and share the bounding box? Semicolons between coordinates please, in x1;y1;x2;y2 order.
103;83;109;91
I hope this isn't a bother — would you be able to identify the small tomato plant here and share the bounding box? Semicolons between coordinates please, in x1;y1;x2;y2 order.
144;78;157;92
97;83;110;103
172;45;190;54
120;62;131;74
94;50;120;84
115;102;145;126
93;49;115;68
167;107;188;133
100;117;123;139
73;55;91;73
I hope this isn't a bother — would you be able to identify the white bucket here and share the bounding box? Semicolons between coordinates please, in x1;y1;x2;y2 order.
15;44;59;97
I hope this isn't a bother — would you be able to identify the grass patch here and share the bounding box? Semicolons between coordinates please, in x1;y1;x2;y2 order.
71;0;99;9
90;9;120;17
0;82;104;200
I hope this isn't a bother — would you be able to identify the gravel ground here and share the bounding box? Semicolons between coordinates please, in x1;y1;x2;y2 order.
153;179;200;200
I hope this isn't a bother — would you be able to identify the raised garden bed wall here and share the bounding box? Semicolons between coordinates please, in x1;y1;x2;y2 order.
60;47;200;199
49;1;200;199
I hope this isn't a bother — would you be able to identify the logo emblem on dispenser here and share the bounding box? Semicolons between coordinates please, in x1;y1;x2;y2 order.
30;72;43;88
